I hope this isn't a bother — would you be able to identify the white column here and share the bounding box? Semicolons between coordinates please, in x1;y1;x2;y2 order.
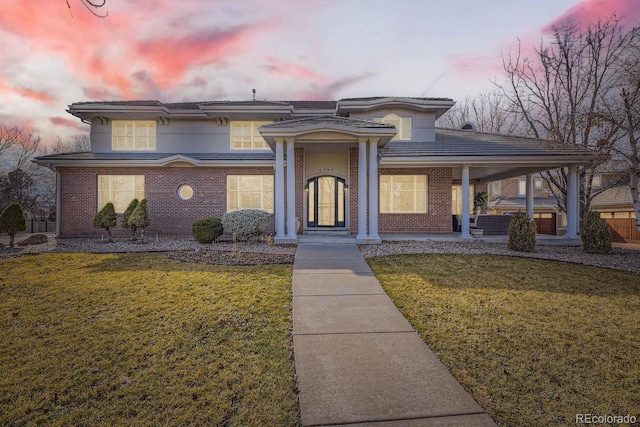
566;165;578;238
368;140;379;239
357;138;368;239
575;169;581;234
526;173;534;220
274;139;285;239
460;165;471;238
285;139;296;238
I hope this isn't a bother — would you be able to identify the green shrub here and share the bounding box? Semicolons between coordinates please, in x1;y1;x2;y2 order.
0;203;27;248
581;211;612;254
192;217;223;244
122;199;139;239
222;209;271;241
508;211;536;252
93;202;117;242
129;198;150;242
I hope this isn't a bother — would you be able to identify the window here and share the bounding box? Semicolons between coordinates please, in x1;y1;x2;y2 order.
380;175;427;213
373;113;412;140
112;121;156;150
177;185;194;201
227;175;274;213
98;175;144;213
518;179;526;197
230;121;272;150
534;178;544;190
592;174;602;188
452;185;475;215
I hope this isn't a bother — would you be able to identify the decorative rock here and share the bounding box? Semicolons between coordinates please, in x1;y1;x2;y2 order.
17;234;48;246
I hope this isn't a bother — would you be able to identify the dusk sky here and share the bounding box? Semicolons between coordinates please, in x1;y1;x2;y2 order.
1;0;639;145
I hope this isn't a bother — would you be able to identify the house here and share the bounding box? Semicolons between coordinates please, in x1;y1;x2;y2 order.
34;97;598;243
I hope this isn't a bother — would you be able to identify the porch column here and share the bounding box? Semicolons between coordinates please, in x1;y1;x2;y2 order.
285;139;296;238
460;164;471;239
274;139;285;239
575;168;581;234
357;138;368;239
526;173;534;220
566;164;578;238
368;139;379;239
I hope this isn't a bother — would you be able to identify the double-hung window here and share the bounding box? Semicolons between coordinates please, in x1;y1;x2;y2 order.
373;113;412;140
226;175;274;213
380;175;427;213
230;121;272;150
112;121;156;150
98;175;145;213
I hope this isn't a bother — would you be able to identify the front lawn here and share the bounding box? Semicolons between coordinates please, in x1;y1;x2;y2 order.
0;253;299;426
368;254;640;426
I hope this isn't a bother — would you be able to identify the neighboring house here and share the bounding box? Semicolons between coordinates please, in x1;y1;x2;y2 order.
34;97;597;243
488;176;564;236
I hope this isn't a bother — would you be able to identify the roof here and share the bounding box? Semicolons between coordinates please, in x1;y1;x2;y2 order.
261;115;394;129
339;96;453;102
381;128;598;158
33;152;275;167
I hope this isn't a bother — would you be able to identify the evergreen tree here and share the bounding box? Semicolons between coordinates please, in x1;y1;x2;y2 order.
121;199;139;239
128;198;150;242
0;202;27;248
93;202;117;242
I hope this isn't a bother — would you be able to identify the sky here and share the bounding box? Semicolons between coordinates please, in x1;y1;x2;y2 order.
0;0;639;145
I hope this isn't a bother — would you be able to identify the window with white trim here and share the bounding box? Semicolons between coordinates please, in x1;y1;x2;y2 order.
373;113;412;140
230;121;272;150
518;179;526;197
534;178;544;190
380;175;427;213
112;121;156;150
227;175;274;213
452;184;475;215
592;174;602;188
98;175;145;213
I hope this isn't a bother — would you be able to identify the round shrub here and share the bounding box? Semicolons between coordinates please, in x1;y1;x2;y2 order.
222;209;272;241
508;211;536;252
192;217;223;244
581;211;612;254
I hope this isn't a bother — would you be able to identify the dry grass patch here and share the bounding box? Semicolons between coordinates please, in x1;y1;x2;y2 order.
368;254;640;426
0;253;298;426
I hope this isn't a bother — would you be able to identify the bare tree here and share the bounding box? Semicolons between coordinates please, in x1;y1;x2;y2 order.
66;0;109;18
497;17;639;219
437;90;526;134
49;134;90;153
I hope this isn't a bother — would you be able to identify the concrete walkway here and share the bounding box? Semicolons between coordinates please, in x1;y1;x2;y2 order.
292;243;497;426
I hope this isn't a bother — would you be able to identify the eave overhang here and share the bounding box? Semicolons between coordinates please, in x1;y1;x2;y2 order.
336;97;455;119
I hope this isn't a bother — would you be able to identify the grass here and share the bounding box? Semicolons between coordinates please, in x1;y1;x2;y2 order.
0;253;299;426
368;254;640;426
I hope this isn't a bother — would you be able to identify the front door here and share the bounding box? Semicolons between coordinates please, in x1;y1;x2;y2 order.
307;176;346;228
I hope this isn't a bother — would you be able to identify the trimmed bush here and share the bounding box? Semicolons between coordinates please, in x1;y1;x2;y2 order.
508;211;536;252
122;199;139;239
222;209;271;241
581;211;612;254
192;217;223;244
93;202;117;242
129;199;150;242
0;203;27;248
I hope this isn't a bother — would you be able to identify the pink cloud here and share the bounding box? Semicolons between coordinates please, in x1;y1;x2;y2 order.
449;54;505;77
264;57;327;84
50;117;89;131
543;0;640;32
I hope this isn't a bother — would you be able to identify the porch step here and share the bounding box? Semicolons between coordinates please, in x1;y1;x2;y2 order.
303;230;350;236
298;234;357;244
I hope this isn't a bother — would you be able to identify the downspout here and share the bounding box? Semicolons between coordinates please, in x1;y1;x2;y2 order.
55;168;61;239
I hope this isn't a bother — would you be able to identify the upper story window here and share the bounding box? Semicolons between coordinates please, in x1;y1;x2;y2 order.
518;179;526;197
230;121;272;150
373;113;412;140
534;178;544;190
112;120;156;151
592;174;602;188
